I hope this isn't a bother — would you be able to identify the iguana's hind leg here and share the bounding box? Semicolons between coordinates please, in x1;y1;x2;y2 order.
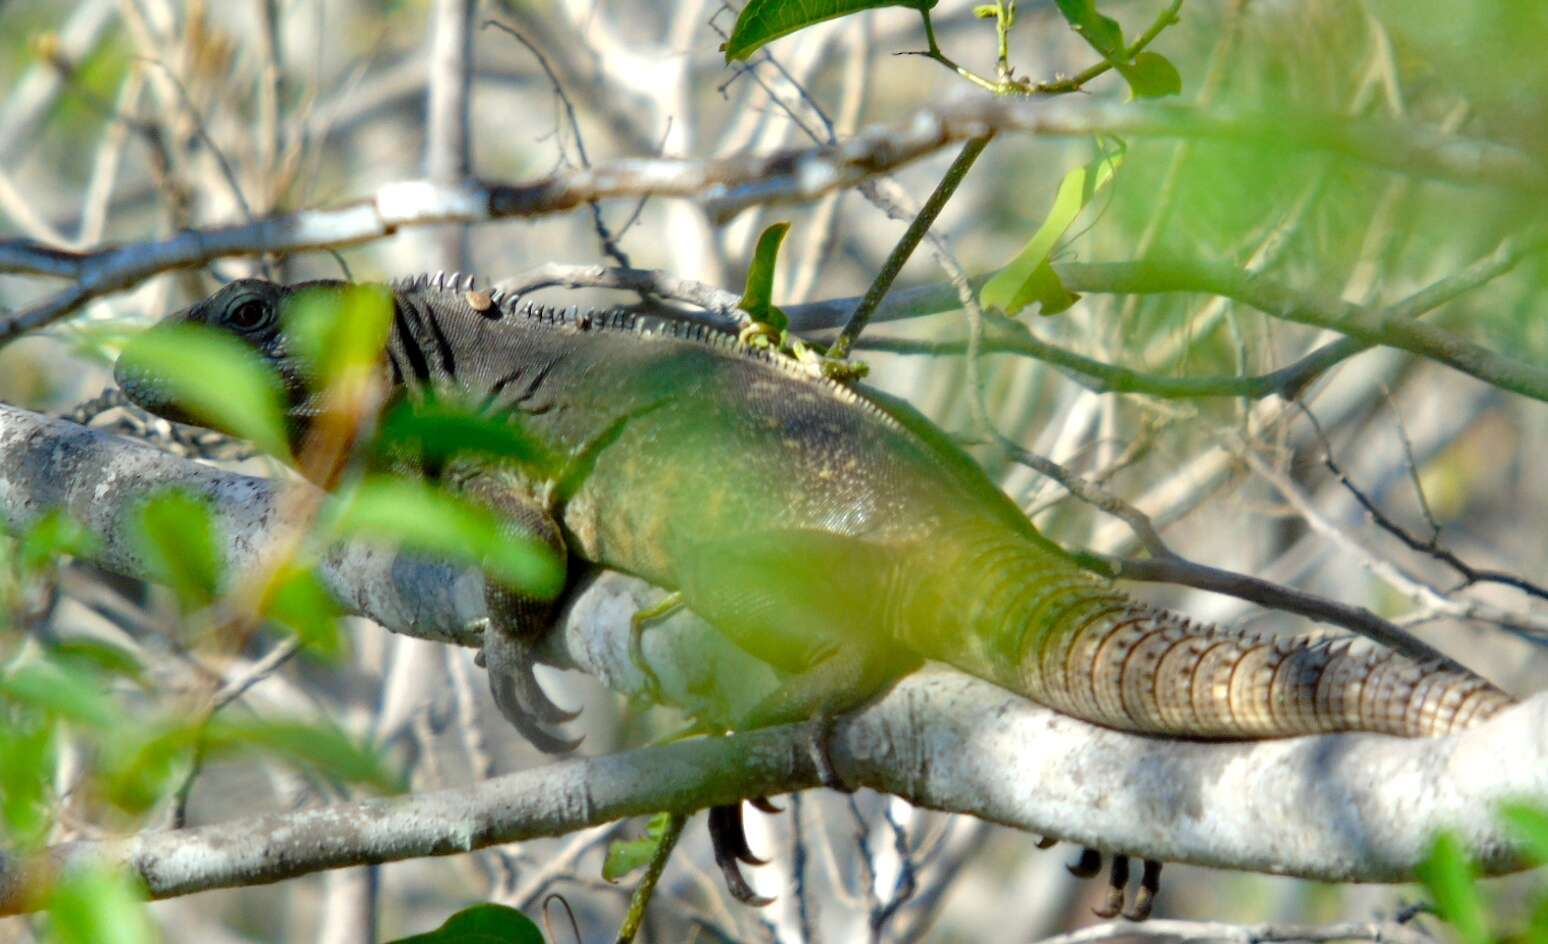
460;469;579;753
707;645;917;905
671;529;918;905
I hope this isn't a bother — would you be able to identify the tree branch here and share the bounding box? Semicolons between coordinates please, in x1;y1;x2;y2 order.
5;95;1542;340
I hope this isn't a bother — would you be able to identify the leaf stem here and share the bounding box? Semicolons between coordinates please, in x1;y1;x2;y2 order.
613;811;686;944
828;135;992;359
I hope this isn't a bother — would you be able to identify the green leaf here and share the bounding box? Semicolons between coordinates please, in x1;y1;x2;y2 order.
1053;0;1124;59
18;511;99;575
1417;832;1490;944
603;811;676;882
133;490;223;611
50;639;143;681
0;660;117;728
1126;51;1182;99
46;866;155;944
113;321;291;460
387;903;545;944
981;146;1124;316
203;718;401;793
264;564;345;660
724;0;938;61
375;399;551;470
740;221;791;331
329;476;565;600
1501;802;1548;865
0;723;55;842
286;282;394;391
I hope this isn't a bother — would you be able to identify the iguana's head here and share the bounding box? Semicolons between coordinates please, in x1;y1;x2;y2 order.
115;278;359;430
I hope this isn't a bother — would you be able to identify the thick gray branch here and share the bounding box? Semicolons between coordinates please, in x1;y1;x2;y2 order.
0;403;1544;911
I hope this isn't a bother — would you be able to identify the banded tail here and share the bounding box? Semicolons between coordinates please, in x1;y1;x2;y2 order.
903;532;1513;739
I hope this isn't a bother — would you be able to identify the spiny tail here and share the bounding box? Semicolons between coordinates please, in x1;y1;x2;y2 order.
917;535;1513;739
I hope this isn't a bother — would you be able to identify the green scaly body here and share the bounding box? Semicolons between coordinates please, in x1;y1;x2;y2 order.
116;273;1513;740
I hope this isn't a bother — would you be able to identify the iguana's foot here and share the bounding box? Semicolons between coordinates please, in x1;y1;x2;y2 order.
629;592;684;703
474;618;583;754
808;711;855;794
708;803;773;906
1067;848;1162;921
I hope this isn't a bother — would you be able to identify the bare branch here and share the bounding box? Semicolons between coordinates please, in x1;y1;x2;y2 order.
6;96;1543;340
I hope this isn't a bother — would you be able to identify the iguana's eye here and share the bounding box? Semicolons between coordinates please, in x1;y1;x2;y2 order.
228;297;270;331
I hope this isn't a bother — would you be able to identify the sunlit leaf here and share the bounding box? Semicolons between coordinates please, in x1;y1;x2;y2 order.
133;490;223;611
286;282;394;391
114;321;291;460
1501;801;1548;865
203;718;401;793
0;660;116;728
375;399;550;470
1053;0;1124;59
603;811;676;882
46;866;155;944
1126;51;1182;99
50;639;143;681
0;723;55;842
724;0;937;61
982;146;1124;316
1416;831;1489;944
386;902;544;944
740;221;791;332
18;511;99;575
329;476;565;600
264;564;345;661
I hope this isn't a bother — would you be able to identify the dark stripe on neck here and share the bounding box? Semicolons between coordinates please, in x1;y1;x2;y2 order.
390;297;433;386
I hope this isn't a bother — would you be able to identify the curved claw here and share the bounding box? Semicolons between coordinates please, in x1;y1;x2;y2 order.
1034;835;1058;850
1092;854;1130;920
1067;847;1102;879
749;796;783;815
482;627;582;754
1124;860;1162;921
708;803;768;866
708;804;773;906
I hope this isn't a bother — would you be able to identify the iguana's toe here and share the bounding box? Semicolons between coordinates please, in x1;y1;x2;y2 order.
1092;854;1129;919
1067;847;1102;878
1124;860;1162;921
481;626;582;753
708;803;773;906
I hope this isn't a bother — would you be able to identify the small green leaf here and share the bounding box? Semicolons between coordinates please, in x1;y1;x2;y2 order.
329;477;565;600
0;723;55;842
604;811;676;882
1501;802;1548;865
1053;0;1124;59
724;0;938;61
133;490;223;611
19;511;99;575
203;718;401;793
46;866;155;944
981;146;1124;316
114;321;291;460
0;661;117;728
740;221;791;331
1125;51;1182;99
286;282;394;391
387;903;545;944
265;564;345;660
375;399;551;470
50;639;143;681
1417;832;1490;944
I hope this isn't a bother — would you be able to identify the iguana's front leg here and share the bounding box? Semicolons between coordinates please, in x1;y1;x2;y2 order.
459;468;579;754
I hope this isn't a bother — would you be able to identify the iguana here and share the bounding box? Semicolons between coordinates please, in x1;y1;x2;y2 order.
114;272;1514;918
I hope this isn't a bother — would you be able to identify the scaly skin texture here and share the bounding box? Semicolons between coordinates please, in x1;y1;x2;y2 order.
115;274;1513;740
